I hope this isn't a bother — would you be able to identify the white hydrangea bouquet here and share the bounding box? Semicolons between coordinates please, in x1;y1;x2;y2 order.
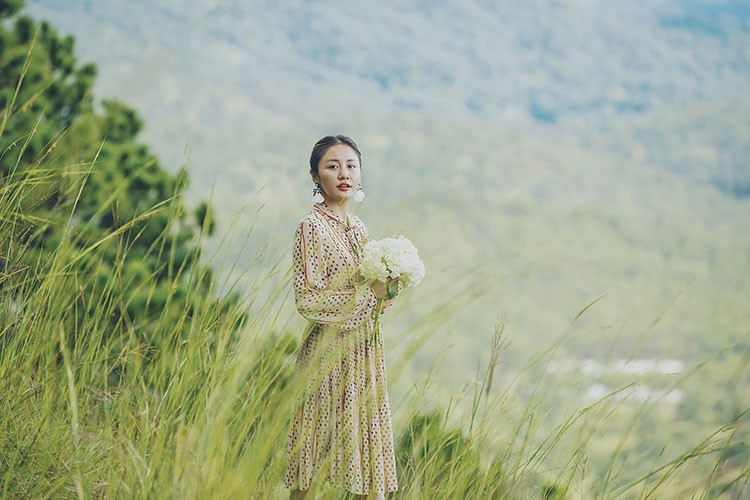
360;236;425;338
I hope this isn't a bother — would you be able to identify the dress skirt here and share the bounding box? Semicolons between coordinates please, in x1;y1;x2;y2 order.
284;321;398;495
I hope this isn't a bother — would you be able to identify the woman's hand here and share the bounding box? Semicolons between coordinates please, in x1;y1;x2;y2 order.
371;279;390;300
371;278;397;313
371;278;398;299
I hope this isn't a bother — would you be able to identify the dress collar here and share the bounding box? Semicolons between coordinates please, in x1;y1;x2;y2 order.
313;202;351;227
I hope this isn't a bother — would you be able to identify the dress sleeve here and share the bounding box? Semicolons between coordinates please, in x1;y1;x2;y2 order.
292;219;376;329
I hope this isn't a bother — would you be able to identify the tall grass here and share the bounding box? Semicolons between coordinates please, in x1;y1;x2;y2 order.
1;87;748;498
2;155;749;499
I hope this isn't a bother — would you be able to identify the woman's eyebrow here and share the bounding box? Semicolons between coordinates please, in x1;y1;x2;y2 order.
325;158;358;163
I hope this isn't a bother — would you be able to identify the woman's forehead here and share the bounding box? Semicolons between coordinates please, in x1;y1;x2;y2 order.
322;144;359;162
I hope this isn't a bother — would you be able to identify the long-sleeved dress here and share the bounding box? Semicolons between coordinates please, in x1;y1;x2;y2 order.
284;203;398;495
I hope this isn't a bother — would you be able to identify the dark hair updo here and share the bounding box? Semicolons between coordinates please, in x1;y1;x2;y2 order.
309;135;362;175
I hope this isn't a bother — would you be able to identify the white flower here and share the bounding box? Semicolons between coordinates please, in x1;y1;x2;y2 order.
360;236;425;288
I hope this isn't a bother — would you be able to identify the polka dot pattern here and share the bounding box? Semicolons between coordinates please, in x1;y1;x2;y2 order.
285;204;398;495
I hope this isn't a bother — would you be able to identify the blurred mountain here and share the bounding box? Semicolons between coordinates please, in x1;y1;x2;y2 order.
26;1;750;111
25;0;749;187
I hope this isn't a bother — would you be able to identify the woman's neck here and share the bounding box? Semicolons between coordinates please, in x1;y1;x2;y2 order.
321;198;350;222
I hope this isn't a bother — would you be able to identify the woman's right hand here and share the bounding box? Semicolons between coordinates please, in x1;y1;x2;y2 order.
371;280;395;314
371;279;389;299
372;277;400;299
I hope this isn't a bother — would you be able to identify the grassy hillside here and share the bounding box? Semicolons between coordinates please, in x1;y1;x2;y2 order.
2;163;748;498
11;2;750;495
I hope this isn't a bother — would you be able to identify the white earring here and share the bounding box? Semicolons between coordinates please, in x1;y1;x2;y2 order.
353;185;365;202
312;185;325;203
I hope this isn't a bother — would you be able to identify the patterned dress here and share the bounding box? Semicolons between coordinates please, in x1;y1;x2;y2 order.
285;203;399;495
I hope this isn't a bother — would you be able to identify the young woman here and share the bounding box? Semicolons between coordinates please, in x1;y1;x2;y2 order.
285;136;398;499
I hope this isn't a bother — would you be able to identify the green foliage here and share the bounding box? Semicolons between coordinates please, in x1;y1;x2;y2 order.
395;410;510;497
0;6;231;369
0;0;24;19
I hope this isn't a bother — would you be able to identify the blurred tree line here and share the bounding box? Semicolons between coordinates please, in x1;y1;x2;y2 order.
0;0;228;376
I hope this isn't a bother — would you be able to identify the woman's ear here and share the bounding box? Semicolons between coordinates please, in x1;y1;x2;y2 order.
310;172;320;186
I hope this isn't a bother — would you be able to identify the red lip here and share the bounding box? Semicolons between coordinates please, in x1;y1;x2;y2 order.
337;184;351;190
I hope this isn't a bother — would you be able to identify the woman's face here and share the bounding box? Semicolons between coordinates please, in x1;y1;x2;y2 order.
313;144;362;205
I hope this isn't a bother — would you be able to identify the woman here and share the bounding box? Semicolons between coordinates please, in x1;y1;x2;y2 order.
285;135;398;499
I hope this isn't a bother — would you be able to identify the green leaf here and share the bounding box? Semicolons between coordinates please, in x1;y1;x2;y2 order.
386;277;399;300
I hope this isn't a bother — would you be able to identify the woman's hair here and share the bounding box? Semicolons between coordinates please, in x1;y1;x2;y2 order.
309;135;362;175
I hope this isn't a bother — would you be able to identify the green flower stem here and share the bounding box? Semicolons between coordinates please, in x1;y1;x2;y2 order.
373;278;399;342
373;297;385;342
